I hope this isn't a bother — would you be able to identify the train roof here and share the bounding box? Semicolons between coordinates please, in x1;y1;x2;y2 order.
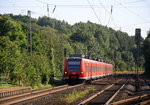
67;54;112;64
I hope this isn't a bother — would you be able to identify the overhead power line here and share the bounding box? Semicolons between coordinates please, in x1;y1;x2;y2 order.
114;0;145;6
98;0;117;28
121;22;150;28
86;0;101;24
36;0;54;5
30;10;45;16
114;0;150;23
1;5;149;8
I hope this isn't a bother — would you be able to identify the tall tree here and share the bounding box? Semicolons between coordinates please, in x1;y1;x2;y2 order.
143;31;150;74
0;15;27;82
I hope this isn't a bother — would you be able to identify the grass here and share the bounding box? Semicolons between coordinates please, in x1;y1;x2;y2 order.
32;84;53;90
60;86;95;104
0;83;53;90
0;84;17;89
115;70;144;73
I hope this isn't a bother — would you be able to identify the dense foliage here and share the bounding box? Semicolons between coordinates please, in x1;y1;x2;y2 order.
143;31;150;75
0;14;145;87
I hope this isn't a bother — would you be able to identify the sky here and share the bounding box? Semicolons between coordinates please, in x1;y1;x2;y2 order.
0;0;150;38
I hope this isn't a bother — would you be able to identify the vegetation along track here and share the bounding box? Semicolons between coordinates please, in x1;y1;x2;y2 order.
78;79;128;105
0;84;82;105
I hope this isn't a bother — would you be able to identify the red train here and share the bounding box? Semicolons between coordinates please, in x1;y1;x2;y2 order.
64;55;113;84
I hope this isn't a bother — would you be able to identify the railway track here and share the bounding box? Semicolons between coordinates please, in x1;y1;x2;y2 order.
111;94;150;105
0;84;82;105
110;78;150;105
78;79;127;105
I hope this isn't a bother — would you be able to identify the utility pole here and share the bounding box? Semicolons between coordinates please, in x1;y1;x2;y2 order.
60;34;63;73
127;50;129;71
135;28;141;92
27;10;32;56
47;4;49;17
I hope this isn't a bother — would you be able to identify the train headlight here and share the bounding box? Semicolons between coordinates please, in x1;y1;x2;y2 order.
64;72;67;74
81;72;83;74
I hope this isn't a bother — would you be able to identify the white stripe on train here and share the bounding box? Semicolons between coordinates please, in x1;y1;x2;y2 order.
64;74;112;80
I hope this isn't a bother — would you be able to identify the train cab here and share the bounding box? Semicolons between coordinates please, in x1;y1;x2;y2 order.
64;55;83;84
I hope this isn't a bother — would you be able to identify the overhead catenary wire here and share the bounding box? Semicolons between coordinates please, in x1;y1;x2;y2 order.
1;0;148;8
118;0;146;5
98;0;117;28
30;10;45;17
36;0;54;6
114;0;150;24
1;0;149;34
12;8;45;18
143;0;150;9
86;0;102;24
121;21;150;28
0;5;149;8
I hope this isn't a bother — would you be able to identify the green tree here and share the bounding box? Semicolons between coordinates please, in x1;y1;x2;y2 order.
143;31;150;74
0;15;26;83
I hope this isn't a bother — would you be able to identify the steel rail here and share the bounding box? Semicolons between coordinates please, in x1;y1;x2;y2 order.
140;100;150;105
0;84;68;102
111;94;150;105
78;79;123;105
78;79;128;105
1;84;82;105
105;81;127;105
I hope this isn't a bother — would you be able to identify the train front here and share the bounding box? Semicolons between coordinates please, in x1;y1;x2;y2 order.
64;56;83;85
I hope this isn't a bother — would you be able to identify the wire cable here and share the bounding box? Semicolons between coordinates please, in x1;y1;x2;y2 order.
114;0;150;23
35;0;54;6
86;0;101;24
114;0;146;6
98;0;118;28
121;21;150;28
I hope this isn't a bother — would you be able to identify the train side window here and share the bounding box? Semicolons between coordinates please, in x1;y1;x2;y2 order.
88;65;89;72
100;65;102;71
93;65;95;72
97;66;98;72
93;66;95;72
86;64;89;72
85;65;87;72
96;66;97;72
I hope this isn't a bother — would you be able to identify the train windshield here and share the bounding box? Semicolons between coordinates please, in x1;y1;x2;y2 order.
68;59;81;72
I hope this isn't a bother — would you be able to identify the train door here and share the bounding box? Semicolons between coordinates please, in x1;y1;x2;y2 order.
86;61;92;80
90;61;93;79
104;63;106;76
85;63;89;79
87;62;91;80
85;62;89;79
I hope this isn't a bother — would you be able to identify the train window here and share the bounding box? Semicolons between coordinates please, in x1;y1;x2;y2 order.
68;60;80;72
85;65;88;72
93;66;94;72
99;66;101;71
